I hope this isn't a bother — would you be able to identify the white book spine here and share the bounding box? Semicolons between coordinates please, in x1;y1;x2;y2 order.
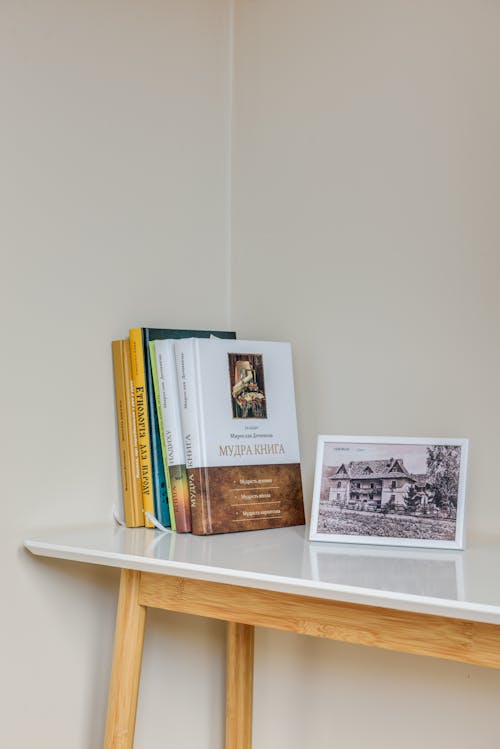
174;338;206;531
174;339;202;471
155;340;186;468
192;338;208;468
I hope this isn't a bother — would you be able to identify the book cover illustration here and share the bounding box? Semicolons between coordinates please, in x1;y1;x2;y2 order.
229;354;267;419
176;338;305;535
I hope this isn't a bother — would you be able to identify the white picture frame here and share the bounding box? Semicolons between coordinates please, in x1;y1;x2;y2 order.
309;435;468;549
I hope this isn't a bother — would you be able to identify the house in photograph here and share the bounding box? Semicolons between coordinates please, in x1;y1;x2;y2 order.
328;458;427;512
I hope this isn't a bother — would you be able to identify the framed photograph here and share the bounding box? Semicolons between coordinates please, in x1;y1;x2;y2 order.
309;435;468;549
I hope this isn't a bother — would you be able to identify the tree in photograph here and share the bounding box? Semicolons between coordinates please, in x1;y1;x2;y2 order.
430;484;445;510
404;484;420;515
426;445;461;511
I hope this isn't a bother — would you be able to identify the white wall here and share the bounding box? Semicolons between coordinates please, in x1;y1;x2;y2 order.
231;0;500;747
1;1;229;747
4;0;500;747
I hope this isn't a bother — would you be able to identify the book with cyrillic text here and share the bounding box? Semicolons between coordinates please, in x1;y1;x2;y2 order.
143;328;236;531
111;340;144;527
150;339;188;532
129;328;157;527
174;338;305;535
131;327;236;529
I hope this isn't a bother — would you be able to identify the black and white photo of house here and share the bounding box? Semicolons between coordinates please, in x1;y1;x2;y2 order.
317;442;464;541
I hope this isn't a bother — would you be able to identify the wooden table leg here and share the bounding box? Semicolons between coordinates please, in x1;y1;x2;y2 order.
104;569;146;749
225;622;254;749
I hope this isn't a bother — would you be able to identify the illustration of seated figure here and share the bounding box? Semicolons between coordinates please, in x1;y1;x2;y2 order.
232;360;266;418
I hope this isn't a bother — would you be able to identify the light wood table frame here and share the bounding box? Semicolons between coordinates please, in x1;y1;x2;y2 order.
24;525;500;749
104;569;500;749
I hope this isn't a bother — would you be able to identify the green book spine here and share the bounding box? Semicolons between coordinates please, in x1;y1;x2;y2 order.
150;341;177;532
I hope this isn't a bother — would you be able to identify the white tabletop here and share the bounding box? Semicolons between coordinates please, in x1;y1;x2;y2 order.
24;524;500;625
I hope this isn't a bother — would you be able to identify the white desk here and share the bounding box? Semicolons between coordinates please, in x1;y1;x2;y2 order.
25;525;500;749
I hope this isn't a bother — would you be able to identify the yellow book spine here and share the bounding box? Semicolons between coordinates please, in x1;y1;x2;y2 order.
122;340;144;526
129;328;155;527
112;341;144;527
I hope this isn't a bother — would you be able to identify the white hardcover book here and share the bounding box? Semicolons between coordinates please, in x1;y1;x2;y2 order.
154;340;192;533
155;340;186;468
174;337;305;535
174;338;204;522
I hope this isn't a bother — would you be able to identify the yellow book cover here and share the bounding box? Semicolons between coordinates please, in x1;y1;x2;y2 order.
112;341;144;527
129;328;155;527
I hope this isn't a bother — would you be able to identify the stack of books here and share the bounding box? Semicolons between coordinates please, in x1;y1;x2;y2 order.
112;327;305;535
